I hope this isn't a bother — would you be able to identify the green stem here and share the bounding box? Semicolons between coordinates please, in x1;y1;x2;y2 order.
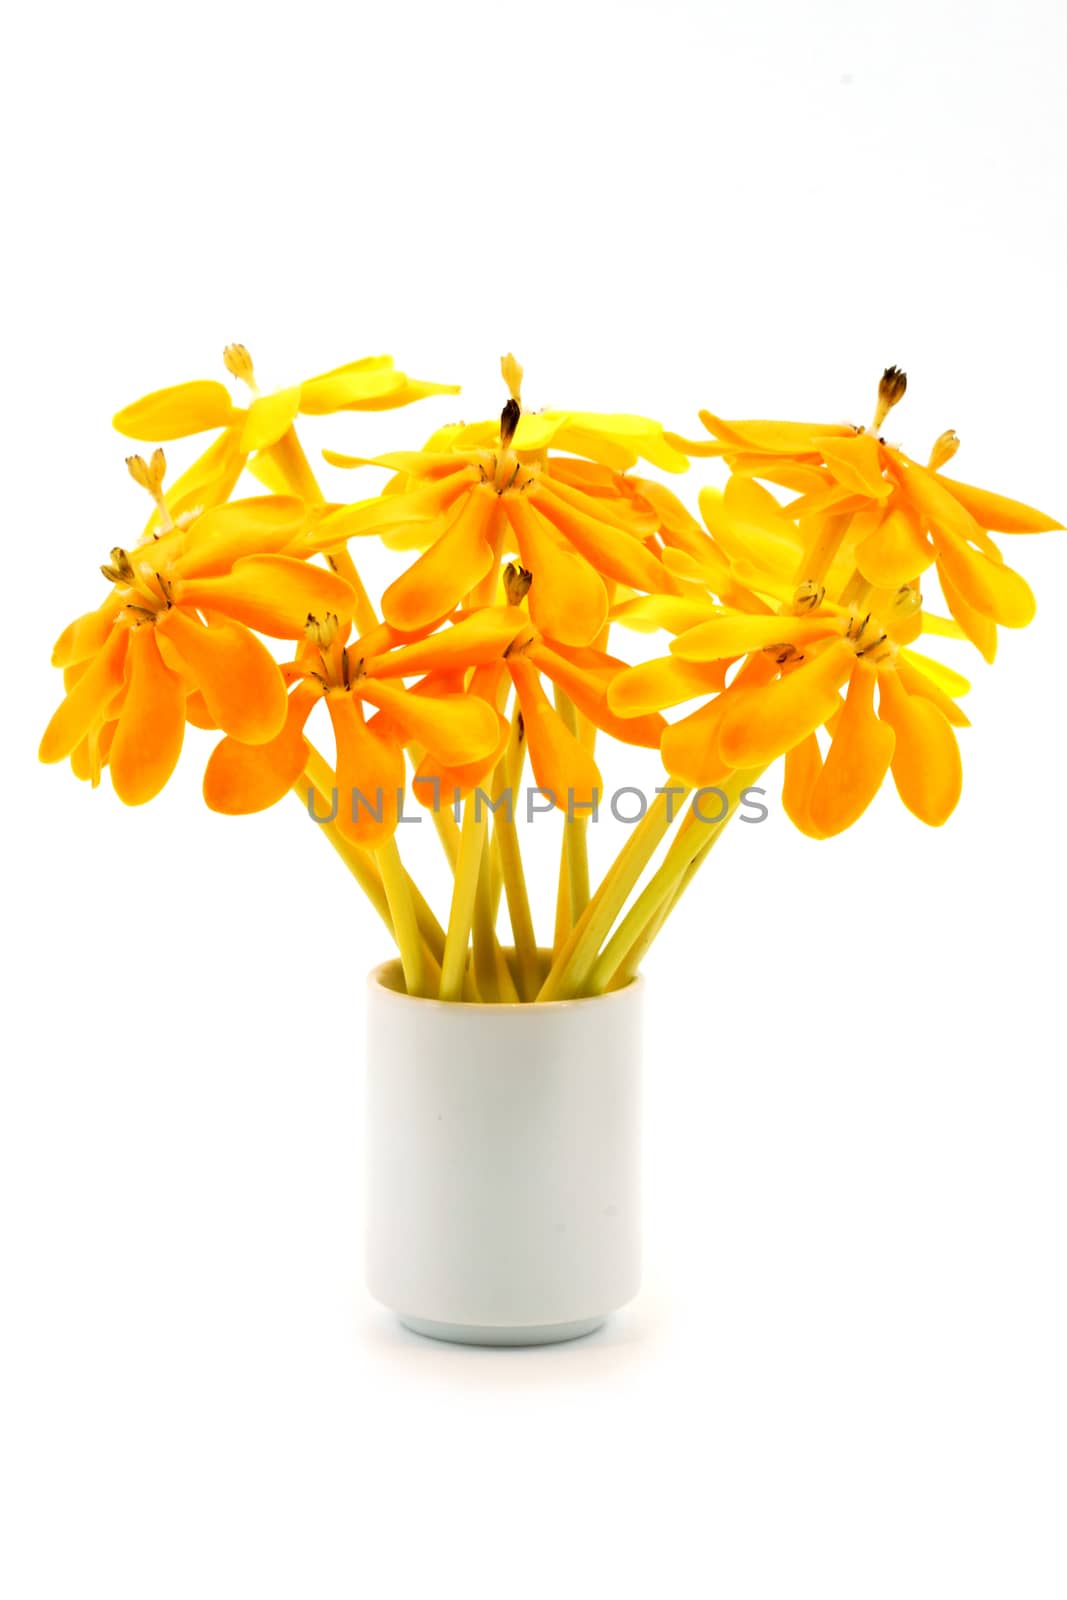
290;777;393;935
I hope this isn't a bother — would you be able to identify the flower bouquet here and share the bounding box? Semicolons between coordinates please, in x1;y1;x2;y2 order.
41;348;1059;1343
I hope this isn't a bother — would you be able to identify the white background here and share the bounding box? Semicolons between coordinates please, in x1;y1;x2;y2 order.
3;1;1065;1595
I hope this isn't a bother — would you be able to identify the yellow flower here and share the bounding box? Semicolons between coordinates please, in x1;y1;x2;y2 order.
112;346;459;531
668;366;1061;660
608;435;974;834
313;355;685;646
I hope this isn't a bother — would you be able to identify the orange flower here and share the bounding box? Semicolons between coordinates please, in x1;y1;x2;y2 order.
203;609;512;844
313;355;685;646
426;565;666;813
668;367;1061;659
40;462;356;805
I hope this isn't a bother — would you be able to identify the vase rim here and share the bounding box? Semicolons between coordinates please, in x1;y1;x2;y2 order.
368;953;643;1011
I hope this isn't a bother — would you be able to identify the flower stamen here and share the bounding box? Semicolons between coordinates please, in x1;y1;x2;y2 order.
871;365;907;432
126;449;174;533
223;342;259;394
928;429;960;471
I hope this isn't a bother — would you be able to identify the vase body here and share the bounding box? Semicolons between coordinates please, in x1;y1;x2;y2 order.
364;960;643;1346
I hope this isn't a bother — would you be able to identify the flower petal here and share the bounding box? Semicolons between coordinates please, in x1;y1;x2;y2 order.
939;568;998;663
899;459;1037;625
173;555;357;638
936;539;1036;629
607;655;729;717
381;490;497;632
781;734;827;838
51;594;124;668
327;694;403;847
807;665;895;835
357;678;500;766
113;381;236;441
40;624;130;764
709;478;805;577
895;657;971;728
544;471;660;536
937;476;1063;534
878;669;962;825
717;640;856;768
529;643;666;748
363;607;528;678
660;697;733;788
507;657;600;810
854;503;935;588
610;594;720;634
505;495;609;647
299;366;407;413
144;429;247;538
900;648;970;700
109;626;186;805
817;433;892;499
534;482;679;594
671;613;839;663
158;609;287;743
171;497;307;577
698;412;853;453
240;386;302;454
203;682;318;814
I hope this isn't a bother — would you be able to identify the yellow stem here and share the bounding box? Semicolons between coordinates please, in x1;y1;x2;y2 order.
431;800;461;873
554;687;591;926
592;768;767;994
796;512;852;591
376;836;431;997
290;776;394;935
300;745;444;967
267;426;324;502
552;844;571;958
838;567;873;610
439;793;488;1001
472;825;518;1003
491;721;540;1000
538;789;681;1001
263;427;378;637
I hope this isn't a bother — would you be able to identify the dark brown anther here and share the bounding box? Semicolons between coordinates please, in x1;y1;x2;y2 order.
500;397;521;447
101;546;135;585
503;562;533;605
873;365;908;430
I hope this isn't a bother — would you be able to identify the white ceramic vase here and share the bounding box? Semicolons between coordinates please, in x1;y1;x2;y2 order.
365;958;643;1346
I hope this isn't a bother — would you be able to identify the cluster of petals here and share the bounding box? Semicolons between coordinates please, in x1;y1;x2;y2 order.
42;355;1061;841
